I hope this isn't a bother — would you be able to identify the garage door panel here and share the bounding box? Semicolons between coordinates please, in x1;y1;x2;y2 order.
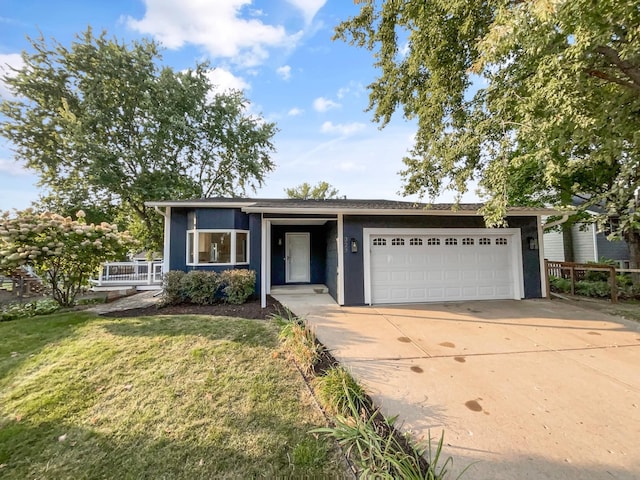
369;231;518;304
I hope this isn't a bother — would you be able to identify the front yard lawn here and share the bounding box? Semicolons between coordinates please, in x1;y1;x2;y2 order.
0;312;346;478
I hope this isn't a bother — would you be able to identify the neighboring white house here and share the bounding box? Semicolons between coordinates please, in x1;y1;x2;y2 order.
543;220;630;267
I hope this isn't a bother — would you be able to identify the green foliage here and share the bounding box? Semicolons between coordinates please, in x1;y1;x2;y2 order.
312;387;467;479
278;317;323;376
285;181;341;200
0;28;278;252
0;209;135;307
220;269;256;304
575;281;611;298
549;276;571;294
290;438;329;469
161;269;255;306
161;270;186;306
179;271;221;305
0;298;60;321
314;366;368;416
336;0;640;262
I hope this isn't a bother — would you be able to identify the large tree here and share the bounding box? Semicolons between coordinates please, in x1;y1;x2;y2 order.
336;0;640;267
1;28;277;252
285;181;341;200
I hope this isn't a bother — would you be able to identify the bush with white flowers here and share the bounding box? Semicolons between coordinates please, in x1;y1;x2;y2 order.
0;209;136;306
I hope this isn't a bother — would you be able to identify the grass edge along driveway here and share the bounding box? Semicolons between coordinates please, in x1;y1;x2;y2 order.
0;312;347;479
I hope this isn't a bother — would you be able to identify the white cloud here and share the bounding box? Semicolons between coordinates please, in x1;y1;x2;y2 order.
320;121;365;136
337;161;365;172
205;68;250;94
127;0;301;67
313;96;340;112
336;81;364;99
286;0;327;24
276;65;291;80
0;53;24;99
0;158;29;176
288;107;303;116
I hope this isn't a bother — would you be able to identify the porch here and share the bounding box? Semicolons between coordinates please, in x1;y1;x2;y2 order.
93;261;163;290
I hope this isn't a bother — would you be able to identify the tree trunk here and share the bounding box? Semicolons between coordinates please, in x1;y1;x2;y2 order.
625;230;640;284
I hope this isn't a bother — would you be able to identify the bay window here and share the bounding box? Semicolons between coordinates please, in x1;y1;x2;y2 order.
186;230;249;265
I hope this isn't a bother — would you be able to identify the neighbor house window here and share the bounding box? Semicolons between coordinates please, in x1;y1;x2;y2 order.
186;230;249;265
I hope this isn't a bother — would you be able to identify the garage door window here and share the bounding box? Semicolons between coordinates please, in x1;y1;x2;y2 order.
479;237;491;245
392;238;405;246
409;238;423;246
372;238;386;246
462;238;474;245
445;238;458;245
427;238;440;246
496;237;508;245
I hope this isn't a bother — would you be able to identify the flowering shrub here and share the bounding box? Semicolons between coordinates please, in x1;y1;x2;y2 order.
0;209;136;307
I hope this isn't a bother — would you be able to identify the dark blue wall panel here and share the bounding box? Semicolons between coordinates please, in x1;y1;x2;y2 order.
169;208;188;271
270;225;327;285
342;215;542;305
325;222;338;300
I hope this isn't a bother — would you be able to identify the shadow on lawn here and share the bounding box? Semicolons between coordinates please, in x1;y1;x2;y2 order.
0;311;95;381
0;419;321;479
101;314;279;348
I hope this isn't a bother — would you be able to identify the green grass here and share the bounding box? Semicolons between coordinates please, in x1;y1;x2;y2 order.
0;312;347;479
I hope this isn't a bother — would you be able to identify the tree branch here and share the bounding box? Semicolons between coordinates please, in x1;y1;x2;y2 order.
594;45;640;90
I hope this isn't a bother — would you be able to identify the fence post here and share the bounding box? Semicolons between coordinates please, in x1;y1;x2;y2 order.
148;261;153;285
570;265;575;296
609;266;618;303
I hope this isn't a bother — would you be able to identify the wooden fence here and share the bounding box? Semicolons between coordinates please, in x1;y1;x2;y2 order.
545;260;630;303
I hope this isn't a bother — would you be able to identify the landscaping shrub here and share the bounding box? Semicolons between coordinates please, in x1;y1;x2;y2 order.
220;269;256;304
0;298;60;321
314;366;368;416
161;270;186;305
575;280;611;298
161;269;256;305
277;314;323;376
549;276;571;293
180;270;221;305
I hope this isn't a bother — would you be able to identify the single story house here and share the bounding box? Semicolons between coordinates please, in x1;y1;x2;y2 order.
146;198;553;307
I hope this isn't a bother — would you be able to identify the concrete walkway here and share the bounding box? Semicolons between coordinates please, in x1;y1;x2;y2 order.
89;290;160;314
273;293;640;480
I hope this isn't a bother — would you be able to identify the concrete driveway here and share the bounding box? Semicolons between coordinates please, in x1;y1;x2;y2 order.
275;295;640;480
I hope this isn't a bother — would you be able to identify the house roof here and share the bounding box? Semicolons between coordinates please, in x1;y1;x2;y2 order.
145;197;556;216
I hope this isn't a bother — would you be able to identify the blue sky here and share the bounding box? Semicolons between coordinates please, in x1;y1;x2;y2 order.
0;0;476;211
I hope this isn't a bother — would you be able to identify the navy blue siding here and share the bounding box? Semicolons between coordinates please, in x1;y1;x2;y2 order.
325;222;338;301
270;225;327;285
596;234;630;262
169;208;188;271
342;215;542;305
168;207;260;293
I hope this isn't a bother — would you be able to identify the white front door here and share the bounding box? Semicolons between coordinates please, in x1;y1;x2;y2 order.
286;233;310;283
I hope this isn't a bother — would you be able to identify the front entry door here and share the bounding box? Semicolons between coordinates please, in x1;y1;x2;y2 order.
285;233;310;283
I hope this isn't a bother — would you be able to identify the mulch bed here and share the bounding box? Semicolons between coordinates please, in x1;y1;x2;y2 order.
100;295;284;319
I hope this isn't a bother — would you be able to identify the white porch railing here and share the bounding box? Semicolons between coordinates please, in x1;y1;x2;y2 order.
95;261;164;286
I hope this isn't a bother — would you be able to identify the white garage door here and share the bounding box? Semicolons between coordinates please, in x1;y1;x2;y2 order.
366;229;522;304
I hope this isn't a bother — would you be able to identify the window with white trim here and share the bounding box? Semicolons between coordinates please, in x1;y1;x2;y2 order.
409;238;423;246
372;237;386;246
427;238;440;246
479;237;491;245
391;237;405;246
495;237;508;245
445;238;458;246
462;238;474;245
186;230;250;265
